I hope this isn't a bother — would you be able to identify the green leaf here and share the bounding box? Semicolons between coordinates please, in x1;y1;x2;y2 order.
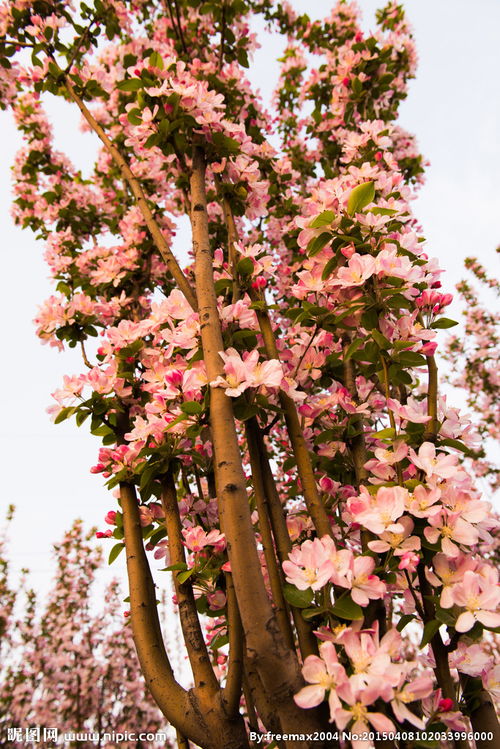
430;317;458;329
149;51;164;69
236;257;254;276
344;338;363;360
108;543;124;565
180;401;203;415
302;606;327;620
307;232;332;256
331;595;364;621
397;351;427;367
420;619;441;647
127;108;143;125
347;181;375;215
144;132;161;149
371;329;391;350
396;614;415;632
212;132;240;154
177;568;194;584
75;410;90;427
54;406;76;424
211;633;229;649
439;438;470;455
214;278;233;295
370;207;398;216
232;402;258;421
434;605;457;626
165;562;188;572
352;76;363;96
283;584;313;609
117;78;143;92
309;210;335;229
321;256;338;281
374;427;396;439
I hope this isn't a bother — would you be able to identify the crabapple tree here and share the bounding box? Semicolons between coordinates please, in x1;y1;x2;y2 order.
0;1;499;748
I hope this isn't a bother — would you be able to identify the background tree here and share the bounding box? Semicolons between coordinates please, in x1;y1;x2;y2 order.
443;253;500;492
0;515;175;748
0;1;499;748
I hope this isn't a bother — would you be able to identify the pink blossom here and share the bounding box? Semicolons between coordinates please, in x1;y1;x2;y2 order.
391;675;434;729
406;484;442;519
482;665;500;700
349;556;386;606
341;628;400;696
211;348;283;396
409;442;458;480
451;570;500;632
449;641;493;677
182;527;226;553
368;516;420;556
332;253;376;288
333;683;395;748
283;537;333;591
318;536;352;588
210;348;251;397
294;642;348;716
422;690;468;732
424;511;479;557
373;440;408;465
426;553;477;608
387;397;431;425
348;486;407;535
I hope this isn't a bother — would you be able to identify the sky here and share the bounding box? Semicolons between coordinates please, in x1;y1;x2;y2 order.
0;0;499;598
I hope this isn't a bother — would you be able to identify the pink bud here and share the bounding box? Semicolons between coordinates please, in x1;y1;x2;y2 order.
251;276;267;290
438;698;454;712
375;151;383;161
104;511;117;525
421;341;438;356
95;530;113;539
342;76;350;86
207;590;227;610
341;244;355;259
126;356;135;363
398;551;420;573
441;293;453;307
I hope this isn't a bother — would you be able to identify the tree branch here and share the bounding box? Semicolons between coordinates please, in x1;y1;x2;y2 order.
423;355;439;441
245;420;295;650
161;471;219;694
61;75;198;311
253;303;332;538
119;482;200;740
222;573;244;717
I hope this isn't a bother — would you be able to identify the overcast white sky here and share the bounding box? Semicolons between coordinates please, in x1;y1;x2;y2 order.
1;0;499;597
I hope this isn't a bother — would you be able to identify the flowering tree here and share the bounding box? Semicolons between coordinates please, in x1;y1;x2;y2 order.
1;1;499;748
0;516;173;747
443;254;500;493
